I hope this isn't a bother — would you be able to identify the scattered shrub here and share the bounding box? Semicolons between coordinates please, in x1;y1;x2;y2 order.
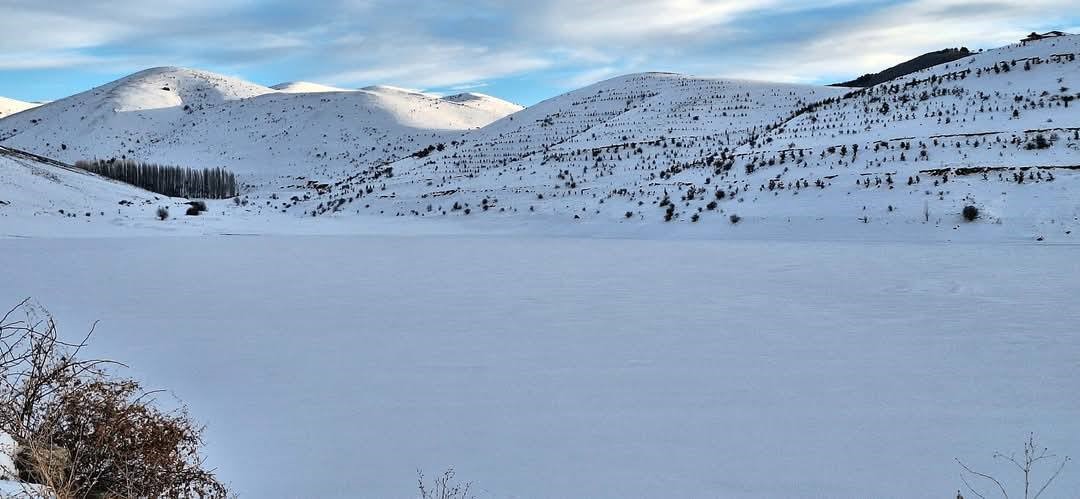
956;433;1070;499
729;214;742;224
418;468;472;499
962;205;979;222
156;207;169;220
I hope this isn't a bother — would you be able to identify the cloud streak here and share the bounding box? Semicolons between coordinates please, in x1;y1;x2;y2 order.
0;0;1077;103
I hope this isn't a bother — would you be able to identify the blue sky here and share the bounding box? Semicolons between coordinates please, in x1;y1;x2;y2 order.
0;0;1077;105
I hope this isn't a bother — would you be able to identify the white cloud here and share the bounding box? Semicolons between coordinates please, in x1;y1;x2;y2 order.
563;67;624;89
0;52;106;71
726;0;1080;83
527;0;770;41
0;0;1077;102
323;41;553;89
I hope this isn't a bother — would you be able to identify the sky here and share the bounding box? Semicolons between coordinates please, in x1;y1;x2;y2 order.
0;0;1077;105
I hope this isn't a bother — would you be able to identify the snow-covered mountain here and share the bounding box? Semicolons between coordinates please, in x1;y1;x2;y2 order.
0;96;37;118
282;35;1077;239
1;36;1077;239
271;81;353;93
442;91;525;118
0;67;522;185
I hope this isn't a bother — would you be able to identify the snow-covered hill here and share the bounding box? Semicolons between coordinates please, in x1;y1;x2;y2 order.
0;97;37;118
271;81;352;93
0;146;160;224
442;91;525;118
0;68;522;187
0;36;1077;240
274;35;1077;240
309;71;842;218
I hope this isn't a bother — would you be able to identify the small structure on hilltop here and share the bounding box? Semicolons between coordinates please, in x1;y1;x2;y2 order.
1021;31;1066;44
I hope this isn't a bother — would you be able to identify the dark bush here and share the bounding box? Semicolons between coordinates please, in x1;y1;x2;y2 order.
962;205;979;222
729;214;742;224
186;206;201;216
156;207;169;220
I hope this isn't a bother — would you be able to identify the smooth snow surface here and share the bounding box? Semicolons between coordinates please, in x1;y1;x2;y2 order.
0;97;36;118
442;92;525;117
0;433;14;480
2;235;1077;498
0;153;157;219
0;433;43;499
271;81;354;93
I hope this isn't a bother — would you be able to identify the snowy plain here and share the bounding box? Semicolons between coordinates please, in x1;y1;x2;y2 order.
1;233;1077;498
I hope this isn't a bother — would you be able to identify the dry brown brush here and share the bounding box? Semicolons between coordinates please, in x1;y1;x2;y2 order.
1;299;228;498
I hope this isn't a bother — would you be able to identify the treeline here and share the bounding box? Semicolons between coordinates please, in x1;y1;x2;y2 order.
75;159;237;199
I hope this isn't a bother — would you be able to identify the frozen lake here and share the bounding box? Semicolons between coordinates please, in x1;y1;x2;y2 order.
3;234;1078;498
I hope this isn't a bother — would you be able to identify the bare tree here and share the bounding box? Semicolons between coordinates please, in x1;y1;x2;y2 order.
957;433;1070;499
417;467;473;499
75;159;237;199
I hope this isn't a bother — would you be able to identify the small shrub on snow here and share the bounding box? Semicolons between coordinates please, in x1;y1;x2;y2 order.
962;205;979;222
729;214;742;224
417;468;472;499
156;207;169;220
956;433;1069;499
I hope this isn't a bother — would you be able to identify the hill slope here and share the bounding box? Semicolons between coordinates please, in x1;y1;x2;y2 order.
0;96;38;118
278;72;843;215
272;36;1080;239
0;145;159;222
442;92;525;118
0;68;522;185
271;81;353;93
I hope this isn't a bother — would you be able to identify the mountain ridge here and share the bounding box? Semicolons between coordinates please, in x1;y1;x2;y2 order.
1;36;1078;239
0;96;38;118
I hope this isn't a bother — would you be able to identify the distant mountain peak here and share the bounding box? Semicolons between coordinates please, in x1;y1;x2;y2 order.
0;96;38;118
271;81;352;93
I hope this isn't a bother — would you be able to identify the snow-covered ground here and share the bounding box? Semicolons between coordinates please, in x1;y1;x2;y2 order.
1;234;1076;498
0;97;37;119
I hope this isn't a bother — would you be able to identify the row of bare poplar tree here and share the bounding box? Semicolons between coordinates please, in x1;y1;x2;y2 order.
74;159;237;199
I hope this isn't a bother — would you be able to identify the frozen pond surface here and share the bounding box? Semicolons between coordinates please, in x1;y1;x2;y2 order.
3;235;1078;498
